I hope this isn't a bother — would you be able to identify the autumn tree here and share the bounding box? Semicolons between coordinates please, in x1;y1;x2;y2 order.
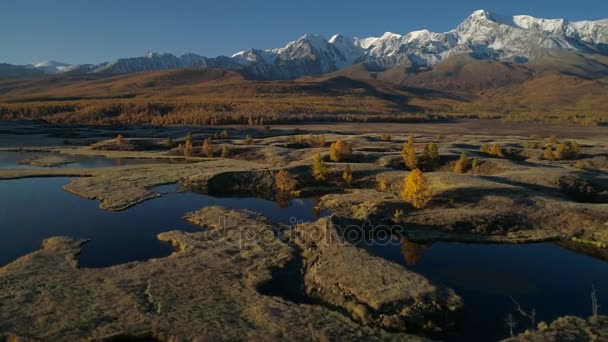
202;137;214;157
312;153;328;181
330;139;353;162
221;145;230;158
480;144;490;154
308;134;326;147
275;169;298;192
554;141;580;160
116;134;125;145
544;145;554;160
471;158;479;175
342;164;353;186
454;152;469;173
422;142;440;171
490;144;504;157
378;178;389;192
549;135;559;144
401;169;432;209
401;136;417;170
184;138;193;157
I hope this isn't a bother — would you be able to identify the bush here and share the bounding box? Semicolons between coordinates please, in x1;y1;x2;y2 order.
219;130;229;138
312;153;328;181
202;137;214;157
378;178;389;192
544;146;553;160
380;133;392;142
471;158;479;174
116;134;125;145
275;169;298;192
489;144;503;157
245;134;254;145
574;160;586;169
554;141;580;160
401;169;432;209
401;136;417;170
330;139;353;162
454;152;468;173
308;134;326;147
422;142;440;171
184;139;193;157
549;135;559;144
221;145;230;158
480;144;490;154
342;164;353;186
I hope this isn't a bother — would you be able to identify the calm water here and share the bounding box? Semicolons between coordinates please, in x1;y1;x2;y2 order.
360;240;608;341
0;178;327;268
0;151;187;169
1;176;607;341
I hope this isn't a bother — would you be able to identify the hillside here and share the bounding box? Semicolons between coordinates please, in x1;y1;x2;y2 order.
0;69;466;125
1;65;606;126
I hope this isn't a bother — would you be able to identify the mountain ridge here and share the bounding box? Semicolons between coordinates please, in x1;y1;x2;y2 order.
4;9;608;80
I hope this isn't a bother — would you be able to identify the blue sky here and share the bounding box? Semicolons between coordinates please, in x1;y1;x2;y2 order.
1;0;607;65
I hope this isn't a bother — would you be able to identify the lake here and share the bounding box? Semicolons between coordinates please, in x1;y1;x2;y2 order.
0;178;326;268
0;175;606;341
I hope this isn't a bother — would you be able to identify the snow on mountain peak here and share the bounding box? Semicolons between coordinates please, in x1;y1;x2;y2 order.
18;9;608;80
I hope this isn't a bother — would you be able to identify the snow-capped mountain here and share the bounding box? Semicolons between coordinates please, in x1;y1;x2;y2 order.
5;10;608;79
30;61;73;73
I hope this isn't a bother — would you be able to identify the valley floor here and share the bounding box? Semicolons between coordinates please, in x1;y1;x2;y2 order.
0;119;607;341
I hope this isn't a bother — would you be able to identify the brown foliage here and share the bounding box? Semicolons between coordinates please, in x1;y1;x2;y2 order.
275;169;298;192
329;139;353;162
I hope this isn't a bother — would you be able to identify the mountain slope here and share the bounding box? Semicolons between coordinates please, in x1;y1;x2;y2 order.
2;10;607;80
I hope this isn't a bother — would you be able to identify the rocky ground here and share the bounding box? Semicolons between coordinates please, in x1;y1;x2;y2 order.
0;120;606;340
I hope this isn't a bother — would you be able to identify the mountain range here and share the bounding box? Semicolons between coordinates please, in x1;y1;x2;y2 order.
3;9;608;81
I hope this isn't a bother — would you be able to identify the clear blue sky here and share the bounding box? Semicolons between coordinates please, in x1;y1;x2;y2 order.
2;0;607;65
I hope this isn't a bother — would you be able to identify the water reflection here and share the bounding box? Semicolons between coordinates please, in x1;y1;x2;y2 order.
400;239;430;266
0;151;189;169
358;238;608;341
0;178;329;268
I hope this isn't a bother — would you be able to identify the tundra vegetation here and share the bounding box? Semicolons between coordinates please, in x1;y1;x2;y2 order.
0;121;606;341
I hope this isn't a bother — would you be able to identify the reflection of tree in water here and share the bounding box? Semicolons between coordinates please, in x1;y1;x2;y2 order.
275;191;290;209
401;239;430;266
311;197;322;219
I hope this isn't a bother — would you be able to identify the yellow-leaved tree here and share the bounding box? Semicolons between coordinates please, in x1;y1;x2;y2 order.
402;136;417;170
330;139;353;161
312;153;328;181
202;137;214;157
453;152;468;173
275;169;298;192
342;164;353;186
423;142;440;171
401;169;432;209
